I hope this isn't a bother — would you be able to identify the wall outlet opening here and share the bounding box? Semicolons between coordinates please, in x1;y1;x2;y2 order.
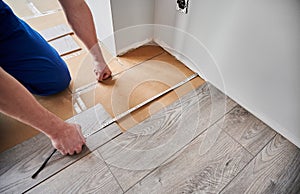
176;0;189;14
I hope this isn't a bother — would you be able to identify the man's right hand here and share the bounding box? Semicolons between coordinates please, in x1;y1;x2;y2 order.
50;123;86;155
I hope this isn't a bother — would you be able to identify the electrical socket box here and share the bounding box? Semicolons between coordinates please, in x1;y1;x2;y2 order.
176;0;189;14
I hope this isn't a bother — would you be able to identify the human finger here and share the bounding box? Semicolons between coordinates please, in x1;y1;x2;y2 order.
102;71;111;80
74;145;83;155
76;124;86;143
58;148;67;156
96;71;103;82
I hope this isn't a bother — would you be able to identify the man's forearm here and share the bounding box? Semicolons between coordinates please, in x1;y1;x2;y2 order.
59;0;97;49
58;0;111;81
0;67;85;155
0;67;65;138
59;0;104;60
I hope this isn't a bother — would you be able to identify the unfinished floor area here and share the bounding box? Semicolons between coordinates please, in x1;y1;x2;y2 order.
1;1;300;193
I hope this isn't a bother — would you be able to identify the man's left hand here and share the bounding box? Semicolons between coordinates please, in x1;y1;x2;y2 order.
94;63;112;81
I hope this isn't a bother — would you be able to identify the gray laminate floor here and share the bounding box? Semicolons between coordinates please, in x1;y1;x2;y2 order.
1;82;299;194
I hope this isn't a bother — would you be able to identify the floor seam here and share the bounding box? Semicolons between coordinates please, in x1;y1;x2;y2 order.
218;134;277;193
123;94;237;192
221;127;254;157
96;150;125;193
22;132;122;193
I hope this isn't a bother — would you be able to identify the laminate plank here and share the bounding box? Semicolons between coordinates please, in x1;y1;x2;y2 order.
29;0;62;14
0;104;121;193
49;35;81;56
39;24;73;42
97;83;237;191
221;134;300;194
25;11;89;61
217;105;277;155
5;0;35;18
28;151;123;194
25;11;68;31
126;125;252;194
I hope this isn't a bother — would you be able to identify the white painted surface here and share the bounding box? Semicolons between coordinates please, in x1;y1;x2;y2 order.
110;0;155;55
154;0;300;147
88;0;155;55
86;0;116;56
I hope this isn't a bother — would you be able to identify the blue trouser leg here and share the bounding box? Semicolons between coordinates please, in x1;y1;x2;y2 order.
0;4;71;96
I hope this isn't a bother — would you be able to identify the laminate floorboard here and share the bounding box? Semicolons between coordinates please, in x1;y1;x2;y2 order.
0;104;121;193
221;134;300;194
28;151;123;194
217;105;277;156
29;0;62;14
49;35;81;56
39;24;73;42
126;125;252;194
5;0;35;18
97;83;237;191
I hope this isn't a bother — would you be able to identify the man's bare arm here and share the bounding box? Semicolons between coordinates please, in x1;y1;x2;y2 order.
0;67;85;155
59;0;111;81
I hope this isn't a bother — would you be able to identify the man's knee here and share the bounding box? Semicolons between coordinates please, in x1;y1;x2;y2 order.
3;58;71;96
46;69;71;95
29;65;71;96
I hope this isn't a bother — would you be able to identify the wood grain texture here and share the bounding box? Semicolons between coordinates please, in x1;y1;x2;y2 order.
28;151;123;194
0;104;121;193
221;134;300;194
217;105;277;155
97;83;237;191
126;125;252;194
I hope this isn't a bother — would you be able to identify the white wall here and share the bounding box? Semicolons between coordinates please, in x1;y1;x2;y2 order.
87;0;155;55
110;0;155;55
86;0;116;56
154;0;300;147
